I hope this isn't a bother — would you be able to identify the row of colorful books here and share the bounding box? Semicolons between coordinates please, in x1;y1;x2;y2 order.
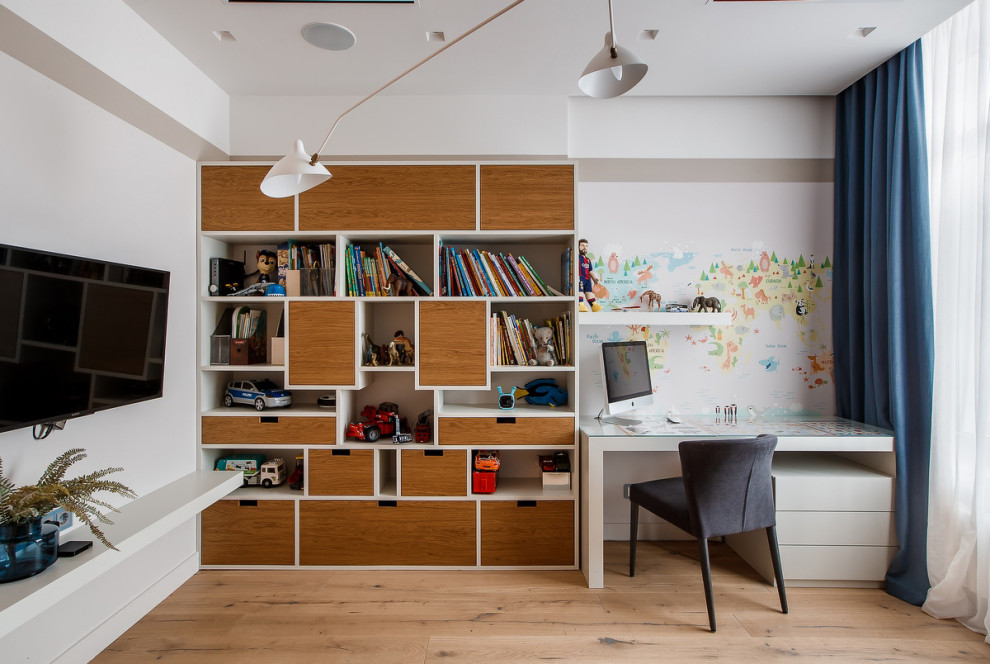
276;241;335;295
441;246;562;298
344;243;432;297
490;310;572;366
560;246;574;297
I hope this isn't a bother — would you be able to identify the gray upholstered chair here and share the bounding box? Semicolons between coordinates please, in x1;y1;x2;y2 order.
627;434;787;632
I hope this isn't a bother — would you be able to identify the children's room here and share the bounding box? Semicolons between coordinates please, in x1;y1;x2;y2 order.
1;1;988;661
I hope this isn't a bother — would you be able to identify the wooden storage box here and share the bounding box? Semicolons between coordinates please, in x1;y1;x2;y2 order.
400;449;467;496
480;500;574;566
200;499;295;565
308;449;374;496
201;416;334;445
299;500;477;565
439;416;574;446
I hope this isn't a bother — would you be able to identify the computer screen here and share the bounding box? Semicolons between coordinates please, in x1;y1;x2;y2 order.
599;340;653;425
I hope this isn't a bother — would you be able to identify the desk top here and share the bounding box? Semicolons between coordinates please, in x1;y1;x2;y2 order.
579;415;894;452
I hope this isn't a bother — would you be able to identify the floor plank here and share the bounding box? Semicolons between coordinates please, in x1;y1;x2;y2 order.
93;541;988;663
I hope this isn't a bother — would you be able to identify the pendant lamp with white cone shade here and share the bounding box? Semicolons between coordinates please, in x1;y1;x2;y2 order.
578;0;648;99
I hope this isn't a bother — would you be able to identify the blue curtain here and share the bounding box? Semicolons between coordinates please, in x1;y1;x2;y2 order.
833;40;934;606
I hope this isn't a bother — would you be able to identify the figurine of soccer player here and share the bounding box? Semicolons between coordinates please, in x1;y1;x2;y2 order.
578;238;602;312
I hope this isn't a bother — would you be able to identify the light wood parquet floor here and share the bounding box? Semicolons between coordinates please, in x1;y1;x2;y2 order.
94;541;989;663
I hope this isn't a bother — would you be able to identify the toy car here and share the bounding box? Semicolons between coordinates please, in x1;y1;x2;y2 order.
475;450;500;472
223;379;292;411
346;404;407;442
665;303;690;312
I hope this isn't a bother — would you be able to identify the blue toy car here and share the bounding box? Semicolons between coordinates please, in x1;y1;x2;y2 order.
223;379;292;411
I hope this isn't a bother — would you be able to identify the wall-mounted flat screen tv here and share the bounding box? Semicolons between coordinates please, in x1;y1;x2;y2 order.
0;244;169;435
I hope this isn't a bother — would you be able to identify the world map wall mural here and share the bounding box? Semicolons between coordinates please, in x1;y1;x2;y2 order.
578;181;836;418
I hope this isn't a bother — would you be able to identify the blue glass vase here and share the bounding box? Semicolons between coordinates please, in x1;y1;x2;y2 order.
0;517;60;583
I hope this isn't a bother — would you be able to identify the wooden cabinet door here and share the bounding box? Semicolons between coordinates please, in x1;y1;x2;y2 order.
480;165;574;231
481;500;574;566
288;301;355;385
418;301;487;387
201;499;296;566
299;165;476;231
201;166;295;232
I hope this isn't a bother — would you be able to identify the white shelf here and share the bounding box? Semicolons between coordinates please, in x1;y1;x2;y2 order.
0;471;241;639
201;406;334;417
578;311;732;326
472;477;574;500
438;403;576;417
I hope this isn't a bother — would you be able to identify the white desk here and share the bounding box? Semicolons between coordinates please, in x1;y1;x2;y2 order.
579;416;896;589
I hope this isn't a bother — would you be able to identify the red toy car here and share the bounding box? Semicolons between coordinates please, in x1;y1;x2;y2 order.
346;404;407;442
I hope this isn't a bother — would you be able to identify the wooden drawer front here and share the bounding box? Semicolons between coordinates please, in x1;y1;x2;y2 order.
774;473;893;512
480;165;574;231
418;301;488;387
299;165;476;231
776;511;896;547
201;499;295;566
401;450;467;496
202;416;334;445
308;449;374;496
299;500;477;565
439;417;574;446
288;301;355;385
780;545;896;582
201;166;294;232
481;500;574;566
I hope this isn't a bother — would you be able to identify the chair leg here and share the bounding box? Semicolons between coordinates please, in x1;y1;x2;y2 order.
766;526;788;614
697;537;716;632
629;501;639;577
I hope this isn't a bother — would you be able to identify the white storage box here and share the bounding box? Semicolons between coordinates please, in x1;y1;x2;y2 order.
542;472;571;490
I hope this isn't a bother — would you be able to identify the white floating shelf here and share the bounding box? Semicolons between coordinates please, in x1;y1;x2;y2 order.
577;311;732;327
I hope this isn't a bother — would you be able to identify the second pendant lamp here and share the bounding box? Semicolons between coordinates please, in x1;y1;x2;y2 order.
578;0;648;99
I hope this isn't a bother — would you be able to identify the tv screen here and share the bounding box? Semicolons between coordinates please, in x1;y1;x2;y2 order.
0;244;169;434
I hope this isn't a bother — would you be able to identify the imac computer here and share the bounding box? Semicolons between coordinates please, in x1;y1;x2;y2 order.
597;340;654;425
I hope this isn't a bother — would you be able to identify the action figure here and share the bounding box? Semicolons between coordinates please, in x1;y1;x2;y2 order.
578;238;602;312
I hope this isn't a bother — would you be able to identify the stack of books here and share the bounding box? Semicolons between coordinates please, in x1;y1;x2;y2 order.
345;243;432;297
440;246;562;297
278;241;334;296
490;310;571;366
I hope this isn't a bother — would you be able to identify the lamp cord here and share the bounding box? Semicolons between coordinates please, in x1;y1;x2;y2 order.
310;0;528;165
608;0;616;51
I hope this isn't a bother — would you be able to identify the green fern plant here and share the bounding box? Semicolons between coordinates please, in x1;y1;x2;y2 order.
0;449;136;550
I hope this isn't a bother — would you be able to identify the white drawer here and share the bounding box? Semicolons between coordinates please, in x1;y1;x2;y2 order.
780;544;896;582
776;511;896;547
773;453;893;511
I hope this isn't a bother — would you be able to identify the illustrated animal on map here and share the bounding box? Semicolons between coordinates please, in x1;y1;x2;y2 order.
760;251;771;272
608;252;620;274
385;272;416;297
719;261;735;279
636;264;654;285
640;290;662;311
795;300;808;316
722;340;739;370
741;303;756;320
753;289;770;304
532;326;558;367
749;275;763;289
691;295;721;313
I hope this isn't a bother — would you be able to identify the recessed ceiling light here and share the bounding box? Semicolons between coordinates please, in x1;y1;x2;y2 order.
212;30;236;42
302;22;357;51
639;29;659;41
427;31;446;43
850;26;878;38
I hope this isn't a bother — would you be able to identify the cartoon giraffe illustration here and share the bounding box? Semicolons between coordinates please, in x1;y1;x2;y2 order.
722;340;739;370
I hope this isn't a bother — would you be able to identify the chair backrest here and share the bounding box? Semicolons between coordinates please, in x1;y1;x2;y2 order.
677;434;778;539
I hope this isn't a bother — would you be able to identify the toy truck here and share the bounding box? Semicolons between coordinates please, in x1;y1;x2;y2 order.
215;454;287;487
346;404;408;442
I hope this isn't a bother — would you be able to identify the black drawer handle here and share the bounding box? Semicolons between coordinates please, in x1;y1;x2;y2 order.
238;500;258;507
517;500;537;508
378;500;397;507
496;417;516;424
260;417;279;424
424;449;444;457
332;449;351;456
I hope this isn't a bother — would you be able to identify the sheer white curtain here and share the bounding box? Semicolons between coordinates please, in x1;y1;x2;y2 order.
922;0;990;639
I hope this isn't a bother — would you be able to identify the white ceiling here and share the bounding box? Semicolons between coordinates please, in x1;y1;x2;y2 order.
122;0;971;98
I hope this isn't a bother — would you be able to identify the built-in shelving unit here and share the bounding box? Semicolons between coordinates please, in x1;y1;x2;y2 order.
197;162;579;570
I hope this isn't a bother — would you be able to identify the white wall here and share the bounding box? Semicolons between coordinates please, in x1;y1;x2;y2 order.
0;49;198;662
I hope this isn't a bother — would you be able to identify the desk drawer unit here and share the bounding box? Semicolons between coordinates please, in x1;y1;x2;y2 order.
439;417;574;446
772;453;896;585
202;415;335;445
